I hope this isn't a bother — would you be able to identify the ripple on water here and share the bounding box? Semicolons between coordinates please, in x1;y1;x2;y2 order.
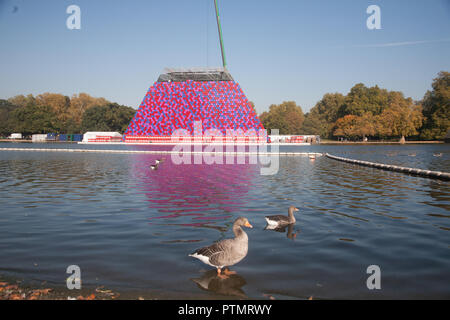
0;143;449;298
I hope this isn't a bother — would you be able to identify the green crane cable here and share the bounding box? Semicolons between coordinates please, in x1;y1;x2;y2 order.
214;0;227;69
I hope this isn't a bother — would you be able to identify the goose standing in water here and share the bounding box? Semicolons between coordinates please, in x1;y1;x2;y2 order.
189;217;253;279
265;206;299;228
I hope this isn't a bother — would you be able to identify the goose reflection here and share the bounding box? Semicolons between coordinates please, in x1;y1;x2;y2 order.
191;269;247;298
264;223;298;240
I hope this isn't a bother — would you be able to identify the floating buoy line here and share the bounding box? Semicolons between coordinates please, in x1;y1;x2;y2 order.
0;147;322;157
1;148;447;181
326;153;450;181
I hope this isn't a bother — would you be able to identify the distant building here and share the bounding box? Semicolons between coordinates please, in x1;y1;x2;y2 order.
82;132;122;143
8;133;22;139
32;134;47;142
268;135;320;144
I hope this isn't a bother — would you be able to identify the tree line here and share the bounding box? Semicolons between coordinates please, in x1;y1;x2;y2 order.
259;71;449;141
1;71;448;140
0;93;136;136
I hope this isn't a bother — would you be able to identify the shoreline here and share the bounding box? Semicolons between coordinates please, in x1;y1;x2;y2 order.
0;140;78;143
320;140;444;145
0;276;120;300
0;139;445;145
0;274;254;300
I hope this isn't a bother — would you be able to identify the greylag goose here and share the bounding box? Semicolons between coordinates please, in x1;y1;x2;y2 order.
189;217;253;278
265;206;299;227
150;164;158;170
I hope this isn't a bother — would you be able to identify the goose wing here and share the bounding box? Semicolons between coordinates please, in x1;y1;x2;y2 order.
191;240;228;266
265;215;290;223
191;238;242;267
194;242;224;259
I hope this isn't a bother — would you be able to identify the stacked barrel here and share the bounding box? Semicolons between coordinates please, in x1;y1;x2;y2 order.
123;80;265;142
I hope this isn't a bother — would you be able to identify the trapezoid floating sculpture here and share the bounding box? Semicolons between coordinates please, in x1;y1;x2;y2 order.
123;68;266;143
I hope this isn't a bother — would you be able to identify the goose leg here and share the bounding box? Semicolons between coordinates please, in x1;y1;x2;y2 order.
216;268;229;279
223;268;236;275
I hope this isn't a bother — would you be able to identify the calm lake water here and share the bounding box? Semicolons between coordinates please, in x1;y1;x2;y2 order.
0;142;449;299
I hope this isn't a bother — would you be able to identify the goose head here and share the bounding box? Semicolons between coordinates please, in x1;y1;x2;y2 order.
234;217;253;229
288;206;300;215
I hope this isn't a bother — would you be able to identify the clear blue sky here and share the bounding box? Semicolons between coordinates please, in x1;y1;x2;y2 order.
0;0;449;113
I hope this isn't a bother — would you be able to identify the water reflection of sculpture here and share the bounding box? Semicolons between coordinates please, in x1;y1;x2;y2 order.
131;153;259;230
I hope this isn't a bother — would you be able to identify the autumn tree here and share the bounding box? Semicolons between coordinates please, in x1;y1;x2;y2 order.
420;71;450;140
70;93;110;124
3;92;122;135
259;101;304;135
354;112;377;139
34;93;71;132
35;93;70;113
377;93;424;141
8;94;36;108
333;115;359;139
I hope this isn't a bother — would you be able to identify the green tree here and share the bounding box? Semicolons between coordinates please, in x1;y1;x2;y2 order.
10;104;58;135
259;101;304;135
301;93;345;138
420;71;450;140
341;83;389;117
301;111;328;137
0;99;20;136
81;103;136;133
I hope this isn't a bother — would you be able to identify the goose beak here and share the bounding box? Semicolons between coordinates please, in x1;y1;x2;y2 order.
244;221;253;228
295;208;299;211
